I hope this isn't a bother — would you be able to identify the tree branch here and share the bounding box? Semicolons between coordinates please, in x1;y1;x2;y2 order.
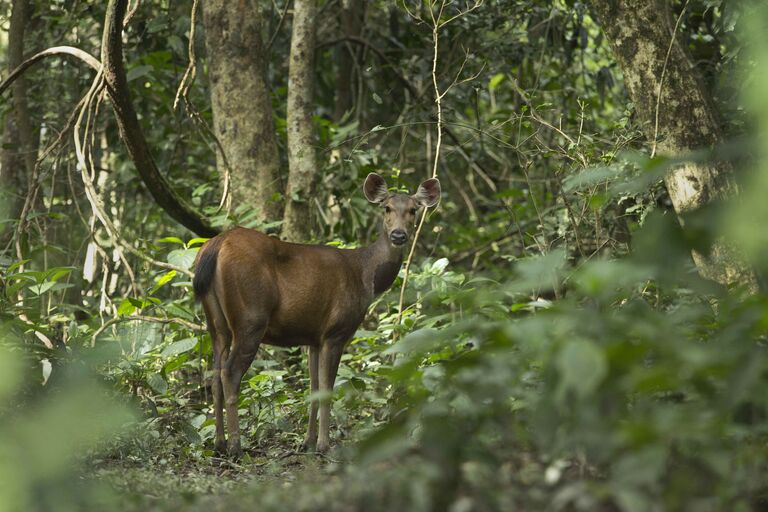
101;0;219;237
0;46;100;97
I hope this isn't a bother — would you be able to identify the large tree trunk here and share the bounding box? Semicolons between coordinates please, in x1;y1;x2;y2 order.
0;0;34;243
282;0;319;242
202;0;283;224
590;0;755;289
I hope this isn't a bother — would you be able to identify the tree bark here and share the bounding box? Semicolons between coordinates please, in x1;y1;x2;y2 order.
0;0;34;241
590;0;755;289
202;0;283;224
102;0;218;237
282;0;319;242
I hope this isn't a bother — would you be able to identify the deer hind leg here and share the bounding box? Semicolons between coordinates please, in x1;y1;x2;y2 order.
220;321;264;459
203;298;229;456
302;345;320;451
317;338;347;454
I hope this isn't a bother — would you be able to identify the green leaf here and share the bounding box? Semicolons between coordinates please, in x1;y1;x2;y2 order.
157;236;184;245
563;165;621;192
48;267;75;282
6;259;30;272
430;258;449;273
161;302;195;321
187;237;209;247
150;270;177;294
386;328;440;355
28;281;56;296
146;372;168;395
167;249;198;269
489;73;505;91
556;339;607;401
117;299;137;317
128;297;153;309
168;35;184;55
161;337;199;357
126;65;153;82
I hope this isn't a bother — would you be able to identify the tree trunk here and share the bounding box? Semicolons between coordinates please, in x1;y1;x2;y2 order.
333;0;363;121
590;0;755;289
202;0;283;224
0;0;34;242
282;0;319;242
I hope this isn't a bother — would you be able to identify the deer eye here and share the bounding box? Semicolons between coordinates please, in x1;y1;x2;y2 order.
385;206;392;213
409;208;417;215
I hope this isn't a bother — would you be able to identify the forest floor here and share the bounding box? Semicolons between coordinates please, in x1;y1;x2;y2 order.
90;442;336;511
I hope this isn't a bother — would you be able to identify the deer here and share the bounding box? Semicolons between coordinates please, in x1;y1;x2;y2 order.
192;173;441;456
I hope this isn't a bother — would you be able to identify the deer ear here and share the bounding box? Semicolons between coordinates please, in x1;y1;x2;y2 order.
363;173;389;204
413;178;441;208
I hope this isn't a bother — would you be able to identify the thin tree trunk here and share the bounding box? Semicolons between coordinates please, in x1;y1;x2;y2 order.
0;0;34;243
282;0;318;242
202;0;283;224
590;0;756;289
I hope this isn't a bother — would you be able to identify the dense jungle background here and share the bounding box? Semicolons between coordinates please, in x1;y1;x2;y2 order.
2;0;768;510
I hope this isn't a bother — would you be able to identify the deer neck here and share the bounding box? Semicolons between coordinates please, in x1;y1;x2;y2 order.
361;230;404;297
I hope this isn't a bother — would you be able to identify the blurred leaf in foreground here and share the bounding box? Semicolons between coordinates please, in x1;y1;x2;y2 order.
0;325;135;512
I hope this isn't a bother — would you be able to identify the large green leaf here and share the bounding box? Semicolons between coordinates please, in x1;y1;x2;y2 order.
167;249;198;270
161;337;199;358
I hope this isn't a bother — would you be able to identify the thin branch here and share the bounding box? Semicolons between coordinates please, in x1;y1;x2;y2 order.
439;0;483;27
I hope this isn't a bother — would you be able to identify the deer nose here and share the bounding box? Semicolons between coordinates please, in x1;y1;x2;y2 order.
390;229;408;246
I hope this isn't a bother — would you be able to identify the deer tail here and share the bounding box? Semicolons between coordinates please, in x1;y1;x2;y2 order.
193;235;225;300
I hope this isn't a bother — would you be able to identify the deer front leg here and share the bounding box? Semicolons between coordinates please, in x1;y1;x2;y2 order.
302;345;320;451
317;341;345;454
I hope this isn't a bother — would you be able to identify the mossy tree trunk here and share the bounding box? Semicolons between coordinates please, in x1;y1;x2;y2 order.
202;0;283;224
590;0;756;289
282;0;319;242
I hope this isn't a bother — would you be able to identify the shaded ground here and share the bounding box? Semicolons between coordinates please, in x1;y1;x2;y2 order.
93;451;329;512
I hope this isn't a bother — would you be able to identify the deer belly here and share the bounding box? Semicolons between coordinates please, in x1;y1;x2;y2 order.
261;299;364;347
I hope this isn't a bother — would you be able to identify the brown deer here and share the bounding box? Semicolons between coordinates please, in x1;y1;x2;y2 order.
193;173;441;456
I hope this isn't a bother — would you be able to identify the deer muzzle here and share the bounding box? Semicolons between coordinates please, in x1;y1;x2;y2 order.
389;229;408;246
